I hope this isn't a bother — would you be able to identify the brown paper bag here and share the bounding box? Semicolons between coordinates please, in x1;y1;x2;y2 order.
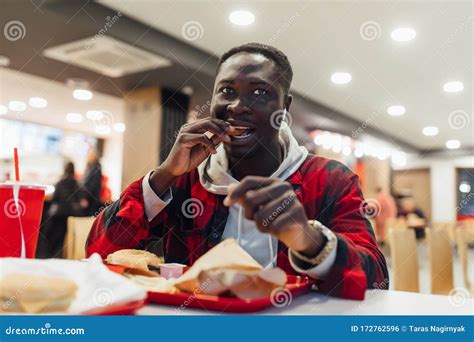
175;239;286;299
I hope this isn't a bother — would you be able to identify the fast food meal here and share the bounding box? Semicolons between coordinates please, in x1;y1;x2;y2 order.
106;249;164;274
112;239;287;300
0;273;78;313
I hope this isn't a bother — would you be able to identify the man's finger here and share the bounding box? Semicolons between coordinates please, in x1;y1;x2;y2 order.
223;176;277;206
181;119;231;142
241;183;294;220
180;133;217;153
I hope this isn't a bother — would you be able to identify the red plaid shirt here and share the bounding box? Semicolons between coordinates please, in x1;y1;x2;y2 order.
87;155;388;300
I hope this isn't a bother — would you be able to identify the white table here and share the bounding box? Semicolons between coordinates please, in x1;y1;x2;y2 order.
137;289;474;315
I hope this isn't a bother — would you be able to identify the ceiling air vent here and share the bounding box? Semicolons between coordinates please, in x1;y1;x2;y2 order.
43;36;171;77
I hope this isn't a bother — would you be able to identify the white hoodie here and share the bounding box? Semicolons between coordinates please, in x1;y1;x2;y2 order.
197;122;308;267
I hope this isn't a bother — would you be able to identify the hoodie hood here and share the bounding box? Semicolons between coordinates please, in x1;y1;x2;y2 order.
198;122;308;193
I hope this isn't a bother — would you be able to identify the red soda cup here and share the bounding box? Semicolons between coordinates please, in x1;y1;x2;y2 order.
0;183;46;258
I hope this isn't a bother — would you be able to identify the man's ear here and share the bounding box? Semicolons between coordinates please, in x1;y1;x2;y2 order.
285;94;293;112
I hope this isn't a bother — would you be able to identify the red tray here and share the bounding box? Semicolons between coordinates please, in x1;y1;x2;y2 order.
147;275;312;313
106;263;313;313
81;299;146;315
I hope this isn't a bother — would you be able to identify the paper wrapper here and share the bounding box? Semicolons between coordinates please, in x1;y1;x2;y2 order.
175;239;286;299
0;254;147;314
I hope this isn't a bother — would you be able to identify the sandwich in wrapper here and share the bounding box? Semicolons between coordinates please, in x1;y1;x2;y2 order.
0;273;78;313
106;249;163;276
174;239;287;299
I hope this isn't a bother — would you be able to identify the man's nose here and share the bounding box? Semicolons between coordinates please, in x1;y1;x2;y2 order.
226;97;250;115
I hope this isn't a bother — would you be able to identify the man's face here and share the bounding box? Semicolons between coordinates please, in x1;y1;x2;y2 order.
210;52;290;159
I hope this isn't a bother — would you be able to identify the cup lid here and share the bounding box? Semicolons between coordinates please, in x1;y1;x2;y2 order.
0;181;47;190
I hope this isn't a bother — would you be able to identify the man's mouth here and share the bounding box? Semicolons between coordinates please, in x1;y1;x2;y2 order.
228;126;256;140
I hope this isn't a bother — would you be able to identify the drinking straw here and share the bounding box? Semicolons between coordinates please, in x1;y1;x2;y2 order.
13;147;19;181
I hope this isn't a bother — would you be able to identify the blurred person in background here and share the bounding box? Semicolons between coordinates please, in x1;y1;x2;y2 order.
37;162;81;258
100;175;112;204
374;186;397;245
398;196;427;239
81;148;103;216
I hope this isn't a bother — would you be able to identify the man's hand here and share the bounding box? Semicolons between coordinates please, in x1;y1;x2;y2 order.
162;118;232;177
223;176;326;257
149;118;231;196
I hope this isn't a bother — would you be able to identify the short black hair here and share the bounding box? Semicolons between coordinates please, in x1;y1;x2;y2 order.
217;43;293;93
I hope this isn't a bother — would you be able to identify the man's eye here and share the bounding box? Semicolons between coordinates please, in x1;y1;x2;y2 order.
253;89;268;96
222;87;234;94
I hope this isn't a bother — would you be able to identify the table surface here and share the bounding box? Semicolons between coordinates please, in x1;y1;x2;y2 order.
137;289;474;315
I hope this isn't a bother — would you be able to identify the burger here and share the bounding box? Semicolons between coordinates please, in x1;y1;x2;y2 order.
106;249;163;273
0;273;78;313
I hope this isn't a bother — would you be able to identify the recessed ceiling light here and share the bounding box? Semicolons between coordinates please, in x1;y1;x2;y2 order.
342;146;352;156
446;139;461;149
354;148;364;158
66;112;83;123
387;105;406;116
0;105;7;115
0;55;10;67
86;110;104;121
73;89;93;101
391;151;407;167
28;97;47;108
229;10;255;26
422;126;439;136
181;86;193;95
332;144;342;153
391;27;416;42
8;100;27;112
331;72;352;84
443;81;464;93
113;122;126;133
459;182;471;193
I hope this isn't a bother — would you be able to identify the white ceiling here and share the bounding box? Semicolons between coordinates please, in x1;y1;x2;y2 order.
100;0;472;150
0;68;124;137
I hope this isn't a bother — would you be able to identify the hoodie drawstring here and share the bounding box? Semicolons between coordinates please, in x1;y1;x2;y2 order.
237;204;275;269
237;205;243;244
